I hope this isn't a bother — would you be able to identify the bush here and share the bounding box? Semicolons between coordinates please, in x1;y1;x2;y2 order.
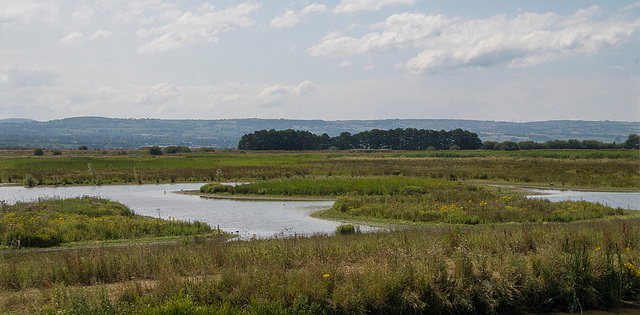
335;224;357;235
33;148;44;156
23;174;37;187
200;183;230;194
164;146;191;154
77;145;88;150
53;150;62;156
3;227;62;248
148;146;163;155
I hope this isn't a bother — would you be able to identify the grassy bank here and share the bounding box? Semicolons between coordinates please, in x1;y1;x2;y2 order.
202;177;634;225
1;218;639;314
0;197;215;248
1;149;638;189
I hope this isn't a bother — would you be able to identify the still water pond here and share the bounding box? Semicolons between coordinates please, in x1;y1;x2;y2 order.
0;183;380;240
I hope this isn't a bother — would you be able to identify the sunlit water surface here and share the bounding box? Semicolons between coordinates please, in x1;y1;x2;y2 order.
526;189;640;210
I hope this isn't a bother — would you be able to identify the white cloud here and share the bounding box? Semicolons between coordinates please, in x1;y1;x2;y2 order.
71;5;94;24
407;7;640;72
308;13;451;57
309;7;640;73
89;30;112;40
620;1;640;11
0;0;60;27
339;61;352;67
334;0;416;14
109;0;175;25
257;81;316;105
270;3;327;28
58;32;84;45
137;2;260;54
58;30;112;45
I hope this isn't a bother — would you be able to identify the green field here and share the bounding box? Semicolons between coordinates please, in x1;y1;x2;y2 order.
1;149;639;314
1;149;639;189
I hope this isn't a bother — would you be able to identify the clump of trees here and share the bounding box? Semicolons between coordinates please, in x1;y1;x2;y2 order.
484;134;639;151
238;128;483;151
238;129;639;152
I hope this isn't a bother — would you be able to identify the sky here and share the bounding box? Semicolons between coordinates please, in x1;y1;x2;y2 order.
1;0;639;122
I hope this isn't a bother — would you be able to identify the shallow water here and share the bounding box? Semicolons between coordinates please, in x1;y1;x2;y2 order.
0;183;383;240
2;184;637;239
526;189;640;210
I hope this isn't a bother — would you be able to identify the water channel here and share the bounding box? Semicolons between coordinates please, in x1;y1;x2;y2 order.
0;184;638;240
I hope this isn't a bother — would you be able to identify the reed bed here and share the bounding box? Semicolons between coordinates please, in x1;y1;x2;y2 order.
1;218;639;314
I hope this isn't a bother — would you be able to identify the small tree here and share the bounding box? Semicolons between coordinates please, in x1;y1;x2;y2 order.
624;134;639;150
53;150;62;156
148;146;163;155
33;148;44;156
77;145;88;150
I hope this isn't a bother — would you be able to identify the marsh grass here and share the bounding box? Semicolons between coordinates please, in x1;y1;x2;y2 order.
200;177;458;196
1;150;638;189
202;177;631;225
0;197;213;248
1;218;638;313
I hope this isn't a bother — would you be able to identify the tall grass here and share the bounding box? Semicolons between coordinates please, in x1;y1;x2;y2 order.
327;191;629;224
0;197;213;248
200;177;458;196
1;218;638;313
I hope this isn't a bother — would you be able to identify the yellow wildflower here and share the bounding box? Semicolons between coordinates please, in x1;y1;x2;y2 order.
323;274;330;280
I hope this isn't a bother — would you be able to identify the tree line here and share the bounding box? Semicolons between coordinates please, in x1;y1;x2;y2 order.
238;129;639;151
238;128;483;150
483;133;639;151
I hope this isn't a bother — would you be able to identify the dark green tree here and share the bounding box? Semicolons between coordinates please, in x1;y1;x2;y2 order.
148;146;163;155
624;134;639;150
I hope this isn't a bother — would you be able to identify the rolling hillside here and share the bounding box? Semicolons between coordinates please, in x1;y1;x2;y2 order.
0;117;637;149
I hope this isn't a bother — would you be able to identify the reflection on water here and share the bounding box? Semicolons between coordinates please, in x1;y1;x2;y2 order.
0;183;384;240
527;189;640;210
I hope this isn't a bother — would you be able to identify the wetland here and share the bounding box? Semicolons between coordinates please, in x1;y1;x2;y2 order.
0;149;639;314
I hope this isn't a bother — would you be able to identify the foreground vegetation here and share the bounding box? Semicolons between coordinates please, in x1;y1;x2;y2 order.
0;197;214;248
1;148;638;313
0;149;638;189
1;218;639;313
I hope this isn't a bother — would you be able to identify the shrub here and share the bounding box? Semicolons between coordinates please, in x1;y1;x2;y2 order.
33;148;44;156
77;145;88;150
200;184;230;194
335;224;357;235
53;150;62;156
164;146;191;154
3;227;62;248
148;146;163;155
23;174;37;187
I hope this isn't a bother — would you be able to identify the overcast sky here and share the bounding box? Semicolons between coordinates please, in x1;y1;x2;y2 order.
1;0;639;122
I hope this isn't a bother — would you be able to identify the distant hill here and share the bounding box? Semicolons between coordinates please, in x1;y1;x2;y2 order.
0;116;637;149
0;118;38;124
